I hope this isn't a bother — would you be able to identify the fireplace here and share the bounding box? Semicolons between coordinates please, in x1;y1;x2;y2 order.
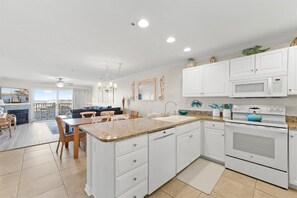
7;109;29;125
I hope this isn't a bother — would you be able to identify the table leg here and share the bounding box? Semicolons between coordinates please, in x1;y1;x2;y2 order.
73;126;79;159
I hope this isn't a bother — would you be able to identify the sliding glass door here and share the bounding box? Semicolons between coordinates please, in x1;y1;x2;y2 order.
33;89;73;121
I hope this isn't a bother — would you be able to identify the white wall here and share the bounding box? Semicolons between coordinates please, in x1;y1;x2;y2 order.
92;39;297;116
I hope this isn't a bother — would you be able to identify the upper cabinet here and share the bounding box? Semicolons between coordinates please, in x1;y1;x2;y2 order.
288;46;297;95
183;66;203;97
183;61;229;97
230;48;288;79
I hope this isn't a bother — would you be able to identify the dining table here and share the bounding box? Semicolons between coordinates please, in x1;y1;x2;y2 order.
62;117;94;159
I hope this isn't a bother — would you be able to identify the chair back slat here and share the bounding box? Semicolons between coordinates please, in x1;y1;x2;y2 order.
80;111;97;118
100;111;115;116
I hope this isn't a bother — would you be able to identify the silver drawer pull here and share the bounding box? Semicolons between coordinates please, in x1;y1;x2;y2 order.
133;196;137;198
212;124;215;127
133;144;137;147
133;177;137;181
133;159;137;163
222;134;224;137
189;135;193;138
291;135;294;138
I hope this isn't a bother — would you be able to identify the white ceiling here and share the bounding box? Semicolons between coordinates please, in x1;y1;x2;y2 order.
1;0;297;87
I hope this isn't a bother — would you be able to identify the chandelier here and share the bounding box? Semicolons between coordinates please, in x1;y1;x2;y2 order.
97;81;117;92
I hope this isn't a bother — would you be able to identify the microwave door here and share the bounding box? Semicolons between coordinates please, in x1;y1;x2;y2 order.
231;79;269;97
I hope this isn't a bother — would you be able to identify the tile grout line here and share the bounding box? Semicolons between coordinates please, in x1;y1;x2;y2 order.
15;149;25;198
50;142;70;198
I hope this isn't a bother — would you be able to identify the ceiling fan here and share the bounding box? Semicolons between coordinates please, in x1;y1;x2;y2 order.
56;78;74;88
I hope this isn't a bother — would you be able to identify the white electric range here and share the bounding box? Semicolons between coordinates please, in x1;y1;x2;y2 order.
225;105;288;189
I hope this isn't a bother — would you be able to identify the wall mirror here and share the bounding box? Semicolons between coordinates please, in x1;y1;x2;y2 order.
137;78;156;101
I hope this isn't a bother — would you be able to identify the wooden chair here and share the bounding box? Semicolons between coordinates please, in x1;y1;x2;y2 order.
80;111;97;118
111;114;130;121
55;116;86;159
130;110;139;119
91;115;111;124
6;114;16;130
100;111;115;116
0;118;12;138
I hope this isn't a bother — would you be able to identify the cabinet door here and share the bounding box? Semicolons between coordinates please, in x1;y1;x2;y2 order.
289;130;297;186
255;48;288;76
176;133;191;173
202;61;229;96
190;129;201;162
204;128;225;162
230;56;255;78
183;67;203;97
288;46;297;95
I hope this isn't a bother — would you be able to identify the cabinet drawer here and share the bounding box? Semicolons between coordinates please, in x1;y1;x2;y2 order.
176;123;192;136
116;163;148;196
116;147;148;177
204;121;224;131
117;179;148;198
116;135;148;157
191;121;200;130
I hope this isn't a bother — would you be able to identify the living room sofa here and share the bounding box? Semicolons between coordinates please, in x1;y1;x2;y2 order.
70;106;123;118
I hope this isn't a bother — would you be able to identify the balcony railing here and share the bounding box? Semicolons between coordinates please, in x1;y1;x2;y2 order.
34;102;72;121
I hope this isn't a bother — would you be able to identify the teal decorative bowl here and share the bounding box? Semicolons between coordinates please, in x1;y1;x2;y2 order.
178;110;189;115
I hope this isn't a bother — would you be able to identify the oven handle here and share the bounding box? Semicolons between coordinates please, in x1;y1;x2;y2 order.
225;122;288;134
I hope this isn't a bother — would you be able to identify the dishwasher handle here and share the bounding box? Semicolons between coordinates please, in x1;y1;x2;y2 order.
153;133;174;141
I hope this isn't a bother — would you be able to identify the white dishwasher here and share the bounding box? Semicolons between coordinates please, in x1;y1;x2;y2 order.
149;127;176;194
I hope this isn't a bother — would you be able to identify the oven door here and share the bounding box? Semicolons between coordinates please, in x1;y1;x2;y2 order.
225;122;288;171
230;78;271;97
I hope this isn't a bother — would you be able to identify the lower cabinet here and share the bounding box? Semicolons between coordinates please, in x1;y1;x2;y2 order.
204;121;225;163
289;130;297;186
176;122;201;173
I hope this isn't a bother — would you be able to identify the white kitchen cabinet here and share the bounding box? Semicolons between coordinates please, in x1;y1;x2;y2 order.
183;66;203;97
288;46;297;95
204;121;225;163
289;130;297;186
255;48;288;75
202;61;229;96
230;48;288;79
176;122;201;173
183;61;229;97
230;55;255;78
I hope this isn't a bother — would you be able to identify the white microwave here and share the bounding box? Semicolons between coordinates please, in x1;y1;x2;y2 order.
230;76;287;98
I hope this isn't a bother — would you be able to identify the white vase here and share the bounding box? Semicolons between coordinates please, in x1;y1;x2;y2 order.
212;109;220;117
223;109;231;118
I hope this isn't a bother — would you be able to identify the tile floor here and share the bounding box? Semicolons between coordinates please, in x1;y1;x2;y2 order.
0;142;297;198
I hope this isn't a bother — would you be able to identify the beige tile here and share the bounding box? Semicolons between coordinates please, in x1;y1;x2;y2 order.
199;192;224;198
60;166;86;195
0;149;24;164
34;186;68;198
223;169;256;188
20;161;58;183
0;185;18;198
24;144;50;153
214;176;254;198
0;160;22;176
17;172;63;198
256;180;297;198
147;189;172;198
253;190;276;198
175;185;201;198
55;155;86;171
66;187;89;198
22;154;55;169
161;178;187;197
23;148;52;160
0;172;20;192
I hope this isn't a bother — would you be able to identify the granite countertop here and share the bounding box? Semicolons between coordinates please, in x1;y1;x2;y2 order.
80;118;175;142
80;115;227;142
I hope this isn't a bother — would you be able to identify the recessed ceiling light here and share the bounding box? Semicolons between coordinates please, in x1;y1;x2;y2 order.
138;19;149;28
184;47;191;52
166;37;176;43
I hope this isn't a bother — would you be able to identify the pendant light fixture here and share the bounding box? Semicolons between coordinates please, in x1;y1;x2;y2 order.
56;78;65;88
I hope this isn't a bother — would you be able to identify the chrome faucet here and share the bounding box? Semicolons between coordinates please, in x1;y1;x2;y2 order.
164;101;177;117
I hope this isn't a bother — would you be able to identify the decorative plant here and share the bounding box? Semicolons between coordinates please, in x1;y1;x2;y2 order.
208;104;222;109
223;103;233;110
242;45;270;56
